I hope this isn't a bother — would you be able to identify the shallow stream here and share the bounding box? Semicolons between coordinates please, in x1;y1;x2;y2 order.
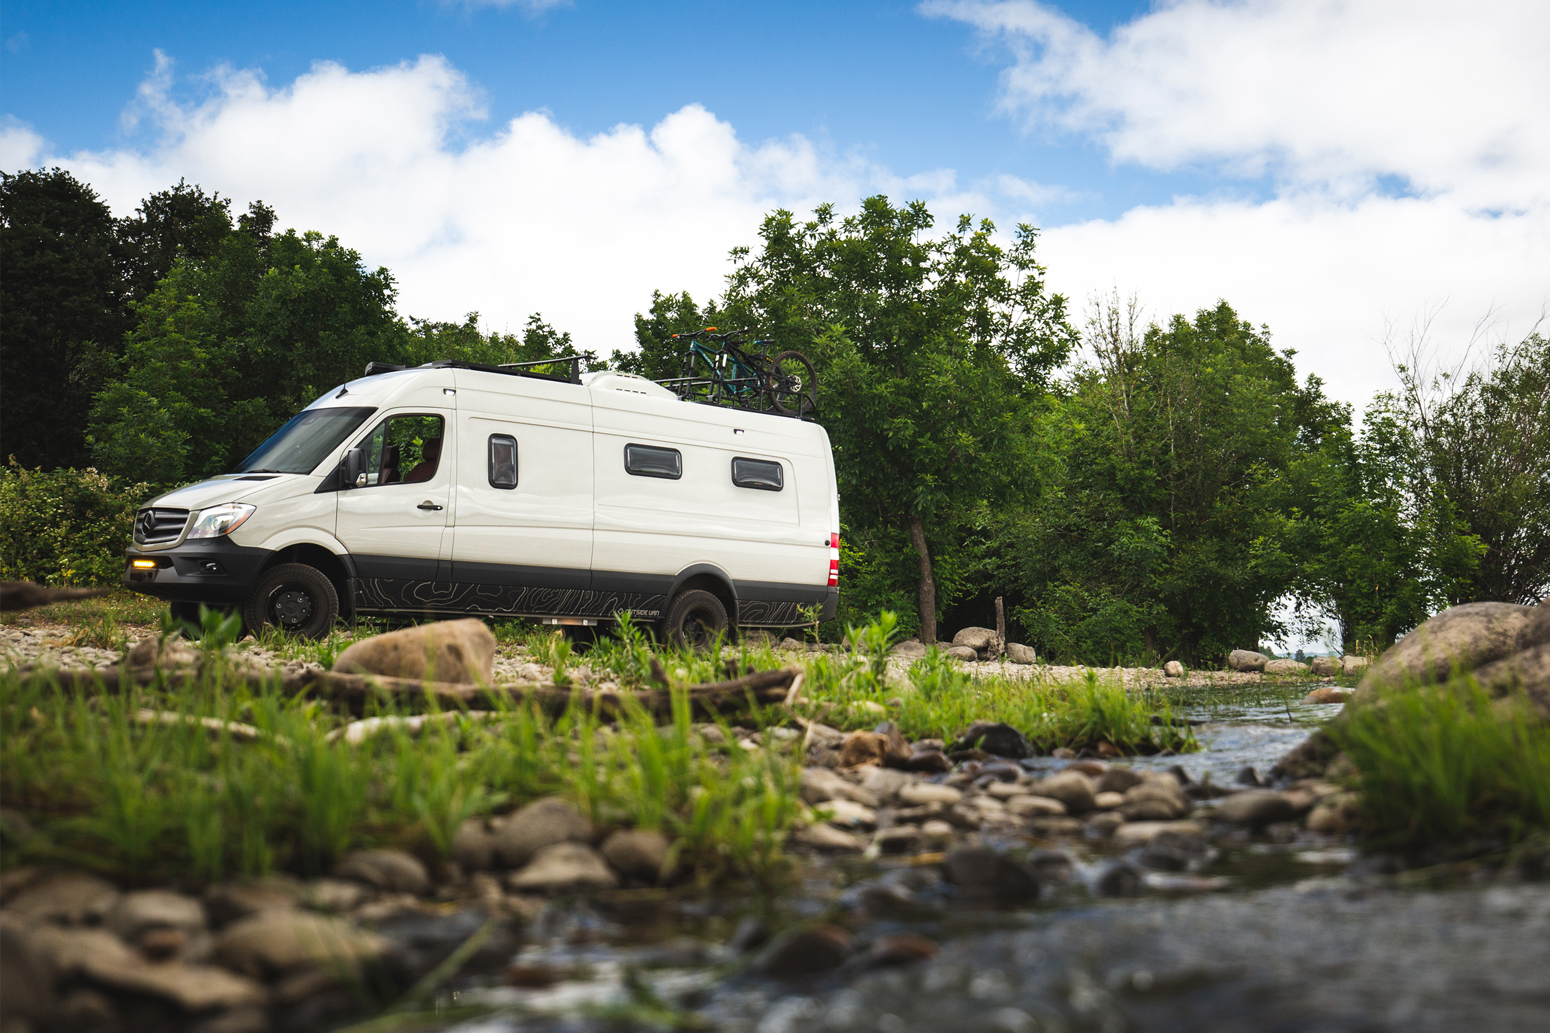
401;694;1550;1033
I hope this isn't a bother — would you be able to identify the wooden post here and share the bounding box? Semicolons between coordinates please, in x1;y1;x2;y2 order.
994;595;1006;658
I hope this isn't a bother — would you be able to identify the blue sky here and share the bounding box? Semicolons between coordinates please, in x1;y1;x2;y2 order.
4;0;1546;410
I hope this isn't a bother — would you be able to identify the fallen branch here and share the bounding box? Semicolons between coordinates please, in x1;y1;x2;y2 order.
0;581;114;612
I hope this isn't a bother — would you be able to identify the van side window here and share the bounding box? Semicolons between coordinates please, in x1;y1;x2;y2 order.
357;414;444;487
488;434;518;489
624;443;682;480
731;457;784;491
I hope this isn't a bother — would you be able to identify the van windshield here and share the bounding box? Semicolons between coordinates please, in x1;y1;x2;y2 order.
233;406;378;475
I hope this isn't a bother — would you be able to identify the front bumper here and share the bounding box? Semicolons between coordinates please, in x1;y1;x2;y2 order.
124;538;273;604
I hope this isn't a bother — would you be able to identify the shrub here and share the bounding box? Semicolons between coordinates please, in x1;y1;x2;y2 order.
0;459;148;585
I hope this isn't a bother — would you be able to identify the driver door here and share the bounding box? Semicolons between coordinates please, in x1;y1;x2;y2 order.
336;410;454;586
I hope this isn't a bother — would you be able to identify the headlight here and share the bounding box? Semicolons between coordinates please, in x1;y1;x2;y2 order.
186;503;256;539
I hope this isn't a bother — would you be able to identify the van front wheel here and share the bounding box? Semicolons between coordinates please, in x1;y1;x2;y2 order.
243;563;339;640
663;589;728;652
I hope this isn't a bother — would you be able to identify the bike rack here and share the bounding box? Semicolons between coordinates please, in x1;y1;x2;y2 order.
653;374;817;419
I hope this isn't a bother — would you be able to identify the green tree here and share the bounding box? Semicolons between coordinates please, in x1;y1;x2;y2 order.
609;290;719;380
1;169;132;469
116;180;234;302
717;197;1076;640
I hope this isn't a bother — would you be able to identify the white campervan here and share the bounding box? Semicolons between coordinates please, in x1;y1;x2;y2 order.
124;359;840;645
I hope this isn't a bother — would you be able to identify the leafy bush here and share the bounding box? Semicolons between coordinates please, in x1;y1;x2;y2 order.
0;459;148;585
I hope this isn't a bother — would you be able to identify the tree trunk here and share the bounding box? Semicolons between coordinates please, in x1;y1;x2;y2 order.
907;514;937;644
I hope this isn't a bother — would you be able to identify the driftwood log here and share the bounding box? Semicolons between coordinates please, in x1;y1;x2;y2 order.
17;663;803;720
0;581;113;611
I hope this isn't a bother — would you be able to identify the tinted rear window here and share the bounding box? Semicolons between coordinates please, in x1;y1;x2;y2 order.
731;456;784;491
624;443;682;480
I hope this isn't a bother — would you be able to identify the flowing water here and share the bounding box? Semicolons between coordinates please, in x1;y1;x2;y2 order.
406;694;1550;1033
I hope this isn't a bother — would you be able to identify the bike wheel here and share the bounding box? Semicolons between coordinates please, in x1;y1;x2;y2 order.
768;351;816;416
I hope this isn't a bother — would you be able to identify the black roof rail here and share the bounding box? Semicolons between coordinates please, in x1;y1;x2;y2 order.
363;361;408;376
360;357;586;385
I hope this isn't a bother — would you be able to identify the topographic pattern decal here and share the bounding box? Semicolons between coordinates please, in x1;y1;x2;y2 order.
736;599;813;627
355;579;666;619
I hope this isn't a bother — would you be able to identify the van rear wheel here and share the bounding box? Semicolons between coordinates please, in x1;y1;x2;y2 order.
663;589;728;652
243;563;339;640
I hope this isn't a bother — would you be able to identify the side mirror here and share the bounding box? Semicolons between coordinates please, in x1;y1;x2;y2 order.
343;448;366;488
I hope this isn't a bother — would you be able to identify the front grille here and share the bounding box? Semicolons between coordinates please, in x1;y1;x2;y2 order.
134;507;190;545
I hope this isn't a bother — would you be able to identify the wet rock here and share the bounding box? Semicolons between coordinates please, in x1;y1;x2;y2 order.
755;924;853;979
35;924;268;1010
1028;848;1076;885
1235;766;1262;786
955;721;1033;759
451;818;497;871
819;799;878;831
7;872;118;925
0;914;54;1020
1307;792;1362;835
1215;789;1298;826
332;617;495;683
898;782;963;807
1141;830;1213;872
492;797;592;868
1163;660;1185;677
1112;820;1205;847
1085;811;1126;837
1264;658;1308;675
600;829;670;883
839;730;889;767
1093;860;1145;897
873;826;924;853
204;878;301;927
334;849;429;895
728;917;771;953
508;843;619;894
1029;770;1096;814
1270;728;1341;781
1356;602;1538;697
106;889;206;942
800;766;880;807
943;846;1040;902
1097;768;1145;795
1118;780;1191;821
1303;686;1350;704
1228;649;1269;672
1005;642;1038;664
1006;794;1067;818
792;823;867;852
214;909;388;978
1309;655;1342;676
849;932;939;971
1093;791;1125;809
905;749;952;773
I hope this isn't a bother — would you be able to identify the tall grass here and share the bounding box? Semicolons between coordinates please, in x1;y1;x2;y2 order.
1331;679;1550;849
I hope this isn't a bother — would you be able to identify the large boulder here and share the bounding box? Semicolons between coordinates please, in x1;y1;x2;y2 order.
332;618;495;683
953;721;1032;759
1471;640;1550;719
1354;602;1541;700
1005;642;1038;665
1309;656;1341;676
1264;658;1308;675
951;627;997;651
1227;649;1268;672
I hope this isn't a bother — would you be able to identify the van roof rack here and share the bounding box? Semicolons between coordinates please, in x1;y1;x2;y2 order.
362;356;585;385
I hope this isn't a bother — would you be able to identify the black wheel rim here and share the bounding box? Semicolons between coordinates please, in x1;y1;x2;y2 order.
680;606;720;650
269;585;315;631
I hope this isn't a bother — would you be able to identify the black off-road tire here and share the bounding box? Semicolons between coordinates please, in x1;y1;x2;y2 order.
243;563;339;640
768;350;816;416
663;589;729;652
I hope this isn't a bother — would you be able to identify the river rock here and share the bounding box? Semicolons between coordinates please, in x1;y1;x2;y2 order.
819;799;878;831
986;779;1031;799
215;909;388;978
334;849;429;895
839;730;888;767
1164;660;1185;677
1085;811;1126;837
898;783;963;807
492;797;592;868
1112;820;1205;847
943;846;1040;902
1118;780;1191;821
906;749;952;773
890;639;928;658
7;872;119;925
1093;860;1144;897
875;721;913;767
944;645;980;662
799;767;880;807
1470;641;1550;718
755;924;853;979
300;878;366;914
600;829;670;883
872;826;924;853
1356;602;1539;696
1005;642;1038;664
1097;768;1145;794
1215;789;1298;826
451;818;497;871
1029;770;1096;814
1093;790;1126;809
954;721;1033;759
204;878;302;927
332;617;495;683
508;843;618;893
852;932;939;970
34;924;267;1011
791;824;866;852
1303;686;1350;704
1265;658;1308;675
952;627;997;651
1309;655;1341;676
1307;792;1362;834
1006;794;1067;818
859;766;914;800
0;914;54;1020
1228;649;1269;672
106;889;206;941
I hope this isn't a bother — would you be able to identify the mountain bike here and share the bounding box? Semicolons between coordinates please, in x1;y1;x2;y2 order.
668;328;816;417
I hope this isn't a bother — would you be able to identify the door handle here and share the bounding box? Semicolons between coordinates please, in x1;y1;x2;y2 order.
417;501;443;511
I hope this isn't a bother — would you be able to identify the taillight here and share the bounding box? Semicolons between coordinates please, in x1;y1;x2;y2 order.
828;532;840;587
